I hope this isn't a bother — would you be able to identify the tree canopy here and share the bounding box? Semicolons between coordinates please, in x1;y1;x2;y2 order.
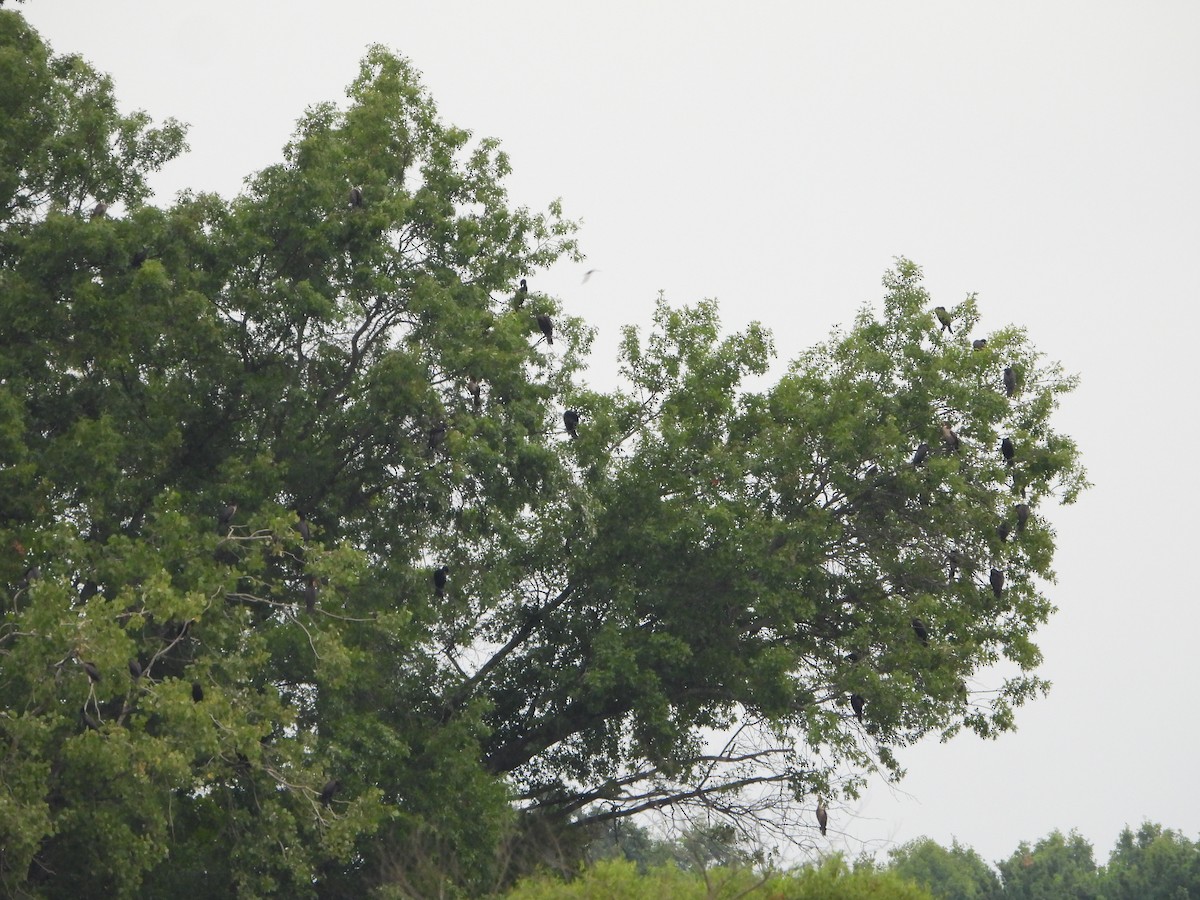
0;11;1086;897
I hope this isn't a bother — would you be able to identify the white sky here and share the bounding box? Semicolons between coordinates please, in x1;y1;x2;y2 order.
21;0;1200;870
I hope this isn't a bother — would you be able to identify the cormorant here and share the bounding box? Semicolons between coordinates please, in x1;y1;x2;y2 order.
911;618;929;646
1003;366;1017;397
433;565;449;599
563;409;580;438
990;568;1004;599
934;306;953;333
1001;437;1015;466
816;801;828;836
536;313;554;345
850;693;866;723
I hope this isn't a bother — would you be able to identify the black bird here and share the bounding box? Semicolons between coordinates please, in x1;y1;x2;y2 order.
1015;503;1030;532
563;409;580;439
128;659;142;680
348;185;364;208
130;248;148;269
295;513;311;543
990;568;1004;600
513;278;528;309
947;549;963;580
304;576;318;613
1003;366;1017;398
972;339;987;350
319;778;341;806
90;201;108;220
468;378;482;412
850;693;866;723
82;661;101;683
536;313;554;345
80;707;101;731
192;681;204;703
911;442;930;466
997;520;1011;543
934;306;953;333
1001;437;1015;466
433;565;449;599
428;422;447;451
911;618;929;646
816;801;828;837
940;422;961;452
218;502;237;534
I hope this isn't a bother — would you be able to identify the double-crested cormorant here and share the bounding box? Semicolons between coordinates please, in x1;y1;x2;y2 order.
536;313;554;345
218;502;237;534
433;565;449;599
129;659;142;680
911;618;929;646
850;693;866;723
82;661;101;683
305;576;318;613
468;378;482;412
90;201;108;220
997;520;1010;543
295;513;311;543
1001;437;1015;466
941;422;961;452
513;278;528;309
563;409;580;438
192;681;205;703
1015;503;1030;532
428;422;447;451
1003;366;1017;398
912;442;930;466
973;339;987;350
934;306;953;333
348;186;364;208
989;568;1004;599
320;778;341;806
81;707;101;731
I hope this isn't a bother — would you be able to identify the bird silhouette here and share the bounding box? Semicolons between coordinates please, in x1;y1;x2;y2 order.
82;661;101;683
320;778;341;806
305;576;318;613
513;278;528;309
912;443;930;466
989;568;1004;599
433;565;449;599
295;513;311;543
1001;437;1015;466
973;339;988;350
1015;503;1030;532
536;313;554;345
582;269;599;284
911;618;929;646
468;378;482;412
428;422;447;452
90;201;108;220
1003;366;1017;397
192;681;204;703
348;186;364;208
850;693;866;723
563;409;580;439
934;306;953;333
997;521;1011;543
128;659;142;680
218;502;237;534
940;423;960;452
816;801;828;836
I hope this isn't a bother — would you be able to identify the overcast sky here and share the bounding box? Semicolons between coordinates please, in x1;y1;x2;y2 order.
21;0;1200;869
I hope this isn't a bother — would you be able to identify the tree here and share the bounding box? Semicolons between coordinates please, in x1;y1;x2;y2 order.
996;831;1101;900
1100;822;1200;900
888;837;1001;899
0;10;1086;897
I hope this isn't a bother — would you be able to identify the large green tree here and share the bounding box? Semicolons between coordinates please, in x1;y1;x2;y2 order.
0;11;1086;898
889;837;1001;899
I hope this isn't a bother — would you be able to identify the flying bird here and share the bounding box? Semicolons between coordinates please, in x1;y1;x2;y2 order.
816;801;828;836
911;618;929;646
319;778;341;806
90;201;108;220
850;693;866;723
1015;503;1030;532
1003;366;1017;397
218;502;237;534
536;313;554;345
990;568;1004;599
972;339;987;350
911;442;930;466
348;186;364;208
940;422;960;452
934;306;953;333
192;681;205;703
582;269;599;284
468;378;482;412
1001;437;1015;466
433;565;449;599
563;409;580;439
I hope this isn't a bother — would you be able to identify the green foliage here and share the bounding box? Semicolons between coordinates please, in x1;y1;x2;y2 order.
0;9;1087;897
994;831;1100;900
1099;822;1200;900
889;837;1001;899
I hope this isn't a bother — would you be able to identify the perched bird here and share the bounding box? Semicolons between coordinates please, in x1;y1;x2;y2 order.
990;568;1004;600
911;618;929;646
947;549;964;581
1003;366;1017;398
972;339;988;350
536;313;554;345
997;520;1011;543
295;512;311;543
1015;503;1030;532
467;378;482;412
940;422;960;452
319;778;341;807
433;565;449;599
82;661;101;683
934;306;953;333
80;707;101;731
563;409;580;439
850;693;866;723
1001;437;1015;466
911;442;931;467
304;576;318;613
192;681;204;703
90;201;108;220
816;801;828;837
128;659;142;680
218;502;237;534
513;278;528;309
130;248;148;269
428;422;447;451
348;185;364;208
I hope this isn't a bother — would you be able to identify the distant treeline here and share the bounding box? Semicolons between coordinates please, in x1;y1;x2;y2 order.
500;820;1200;899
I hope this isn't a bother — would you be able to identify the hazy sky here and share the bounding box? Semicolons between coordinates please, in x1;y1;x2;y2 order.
21;0;1200;869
